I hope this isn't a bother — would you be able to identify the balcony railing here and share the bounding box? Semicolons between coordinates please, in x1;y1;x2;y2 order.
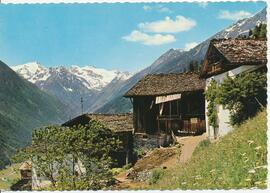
157;115;206;135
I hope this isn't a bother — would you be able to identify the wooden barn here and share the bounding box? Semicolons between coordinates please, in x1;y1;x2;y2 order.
62;113;134;167
124;72;206;146
10;161;32;191
19;161;32;180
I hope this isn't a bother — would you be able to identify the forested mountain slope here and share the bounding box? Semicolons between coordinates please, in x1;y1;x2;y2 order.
0;60;71;169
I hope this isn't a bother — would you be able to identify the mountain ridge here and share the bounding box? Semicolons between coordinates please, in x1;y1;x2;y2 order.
11;62;133;114
11;62;132;91
96;7;266;113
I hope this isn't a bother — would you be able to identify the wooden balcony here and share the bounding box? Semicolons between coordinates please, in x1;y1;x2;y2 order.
157;115;206;135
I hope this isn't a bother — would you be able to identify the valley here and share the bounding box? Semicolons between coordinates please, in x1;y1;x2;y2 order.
0;3;267;191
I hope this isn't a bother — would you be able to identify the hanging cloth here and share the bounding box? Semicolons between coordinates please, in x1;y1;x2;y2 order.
155;93;181;104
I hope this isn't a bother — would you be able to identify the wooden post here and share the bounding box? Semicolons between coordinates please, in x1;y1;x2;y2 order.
169;102;172;133
177;100;179;115
170;102;172;117
158;104;160;134
126;150;129;165
129;98;133;104
158;118;160;134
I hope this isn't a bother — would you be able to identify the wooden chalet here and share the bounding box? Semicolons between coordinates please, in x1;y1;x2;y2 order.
10;161;32;191
62;113;134;166
201;38;267;139
19;161;32;180
124;72;206;142
201;38;267;78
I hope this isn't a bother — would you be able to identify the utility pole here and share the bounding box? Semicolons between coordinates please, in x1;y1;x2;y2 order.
80;97;84;115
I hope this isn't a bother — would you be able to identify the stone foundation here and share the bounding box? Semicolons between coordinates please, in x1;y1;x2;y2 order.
134;133;172;149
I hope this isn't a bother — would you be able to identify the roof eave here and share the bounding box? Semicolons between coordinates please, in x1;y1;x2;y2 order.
124;89;205;98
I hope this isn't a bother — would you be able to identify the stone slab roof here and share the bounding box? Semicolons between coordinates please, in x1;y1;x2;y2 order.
124;72;205;97
212;39;267;65
62;113;133;132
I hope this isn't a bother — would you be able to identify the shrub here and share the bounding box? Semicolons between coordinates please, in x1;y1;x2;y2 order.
111;168;124;176
205;71;266;126
218;71;266;125
148;168;165;185
205;80;219;129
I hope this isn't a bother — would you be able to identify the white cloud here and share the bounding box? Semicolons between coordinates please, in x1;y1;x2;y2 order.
138;16;196;33
159;6;172;13
143;5;152;11
122;30;176;46
184;42;198;51
218;10;253;21
197;2;208;8
142;4;173;13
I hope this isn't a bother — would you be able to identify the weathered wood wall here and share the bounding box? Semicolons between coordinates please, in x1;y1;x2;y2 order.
133;97;158;134
132;91;206;135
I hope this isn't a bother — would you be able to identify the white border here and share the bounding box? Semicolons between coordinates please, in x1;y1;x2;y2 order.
0;0;266;4
0;0;269;192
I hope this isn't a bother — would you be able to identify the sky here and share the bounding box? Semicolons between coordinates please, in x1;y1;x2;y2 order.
0;1;266;72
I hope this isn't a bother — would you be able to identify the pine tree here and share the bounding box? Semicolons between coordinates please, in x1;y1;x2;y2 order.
250;23;267;39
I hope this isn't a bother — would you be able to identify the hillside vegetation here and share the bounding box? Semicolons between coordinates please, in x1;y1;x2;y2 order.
149;110;267;189
0;60;71;169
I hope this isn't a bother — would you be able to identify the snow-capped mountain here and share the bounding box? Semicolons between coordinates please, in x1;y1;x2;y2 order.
11;62;132;115
70;65;131;90
12;62;131;91
12;62;50;83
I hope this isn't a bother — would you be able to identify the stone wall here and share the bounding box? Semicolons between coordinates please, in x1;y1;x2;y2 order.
134;133;172;149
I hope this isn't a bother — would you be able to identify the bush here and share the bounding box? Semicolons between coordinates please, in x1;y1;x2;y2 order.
148;168;165;185
205;71;266;126
134;146;153;159
30;120;121;190
218;71;266;125
111;168;124;176
205;80;219;129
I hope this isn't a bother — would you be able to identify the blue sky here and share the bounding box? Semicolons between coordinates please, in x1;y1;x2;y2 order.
0;1;266;72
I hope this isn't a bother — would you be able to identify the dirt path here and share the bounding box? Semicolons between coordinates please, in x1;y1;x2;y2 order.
176;133;207;163
114;134;207;189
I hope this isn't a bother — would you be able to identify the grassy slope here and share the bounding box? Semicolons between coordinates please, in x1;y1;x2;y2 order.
149;110;267;189
0;163;20;190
